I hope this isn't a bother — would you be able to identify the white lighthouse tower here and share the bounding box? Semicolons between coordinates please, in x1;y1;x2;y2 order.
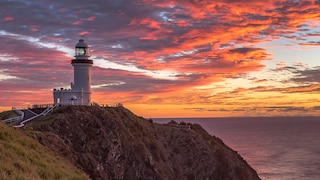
53;39;93;105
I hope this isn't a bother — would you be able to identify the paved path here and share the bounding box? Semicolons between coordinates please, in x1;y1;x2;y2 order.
21;110;37;121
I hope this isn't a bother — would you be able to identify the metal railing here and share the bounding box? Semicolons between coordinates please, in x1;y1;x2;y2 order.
13;104;57;128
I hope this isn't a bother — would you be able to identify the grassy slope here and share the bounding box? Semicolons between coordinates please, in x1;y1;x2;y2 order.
0;122;89;180
0;110;18;120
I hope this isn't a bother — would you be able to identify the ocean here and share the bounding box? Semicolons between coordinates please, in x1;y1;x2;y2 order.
154;117;320;180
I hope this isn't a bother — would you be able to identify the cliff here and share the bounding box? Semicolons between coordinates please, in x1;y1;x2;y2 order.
27;105;260;180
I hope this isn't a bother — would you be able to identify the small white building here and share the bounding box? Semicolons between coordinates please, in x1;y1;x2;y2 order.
53;39;93;105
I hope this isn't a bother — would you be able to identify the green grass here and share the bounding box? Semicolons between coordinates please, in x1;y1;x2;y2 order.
0;122;89;180
0;110;19;121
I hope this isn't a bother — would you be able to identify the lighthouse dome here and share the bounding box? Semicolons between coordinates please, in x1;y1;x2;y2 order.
74;39;91;58
76;39;89;48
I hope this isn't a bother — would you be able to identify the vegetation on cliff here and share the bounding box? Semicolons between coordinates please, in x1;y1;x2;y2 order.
0;110;18;120
0;121;89;179
26;105;260;180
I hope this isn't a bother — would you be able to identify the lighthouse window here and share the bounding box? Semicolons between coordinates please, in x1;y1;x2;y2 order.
76;48;85;56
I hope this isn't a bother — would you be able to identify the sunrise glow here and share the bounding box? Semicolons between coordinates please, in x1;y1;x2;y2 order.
0;0;320;117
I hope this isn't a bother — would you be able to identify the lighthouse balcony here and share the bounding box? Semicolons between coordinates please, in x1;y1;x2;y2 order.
71;59;93;64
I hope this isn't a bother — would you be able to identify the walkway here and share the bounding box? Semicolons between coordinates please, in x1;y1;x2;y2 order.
21;109;37;121
2;105;57;127
11;105;57;128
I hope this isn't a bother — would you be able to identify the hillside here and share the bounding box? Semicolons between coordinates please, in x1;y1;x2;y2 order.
27;105;260;179
0;121;89;179
0;110;18;120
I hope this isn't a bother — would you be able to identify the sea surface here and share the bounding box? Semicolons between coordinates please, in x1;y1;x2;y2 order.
154;117;320;180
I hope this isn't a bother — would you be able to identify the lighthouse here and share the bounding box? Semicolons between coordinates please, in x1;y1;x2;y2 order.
53;39;93;105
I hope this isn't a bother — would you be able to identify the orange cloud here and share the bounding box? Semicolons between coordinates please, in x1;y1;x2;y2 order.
79;31;90;35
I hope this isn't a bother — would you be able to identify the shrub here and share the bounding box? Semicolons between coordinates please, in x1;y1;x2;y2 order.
168;120;178;125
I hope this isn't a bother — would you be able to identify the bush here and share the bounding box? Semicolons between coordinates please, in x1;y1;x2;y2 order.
168;120;178;125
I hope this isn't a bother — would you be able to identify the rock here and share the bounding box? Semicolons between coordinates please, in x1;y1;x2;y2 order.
30;105;260;180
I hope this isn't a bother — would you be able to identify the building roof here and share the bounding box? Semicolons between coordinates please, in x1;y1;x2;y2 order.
75;39;89;48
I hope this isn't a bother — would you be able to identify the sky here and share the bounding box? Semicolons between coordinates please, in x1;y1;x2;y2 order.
0;0;320;118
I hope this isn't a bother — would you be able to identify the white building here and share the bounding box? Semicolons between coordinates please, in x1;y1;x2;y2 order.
53;39;93;105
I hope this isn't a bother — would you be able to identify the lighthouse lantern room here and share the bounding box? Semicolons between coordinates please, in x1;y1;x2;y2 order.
53;39;93;105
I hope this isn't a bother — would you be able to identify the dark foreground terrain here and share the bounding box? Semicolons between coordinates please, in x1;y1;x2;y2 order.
24;105;260;180
1;105;260;179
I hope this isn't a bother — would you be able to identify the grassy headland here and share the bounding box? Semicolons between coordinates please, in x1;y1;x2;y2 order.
0;121;89;179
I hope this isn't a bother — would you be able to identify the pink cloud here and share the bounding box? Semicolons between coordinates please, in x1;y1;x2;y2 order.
83;16;96;21
73;21;81;25
30;25;39;32
3;16;14;21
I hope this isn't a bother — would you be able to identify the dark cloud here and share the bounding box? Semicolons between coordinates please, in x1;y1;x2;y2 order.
271;65;320;84
229;47;263;54
271;66;299;72
299;41;320;46
249;84;320;94
290;66;320;83
183;107;205;112
312;106;320;111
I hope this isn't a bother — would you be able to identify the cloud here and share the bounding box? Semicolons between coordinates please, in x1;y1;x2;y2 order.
79;31;90;36
3;16;14;21
82;16;96;21
299;41;320;46
250;84;320;94
312;106;320;111
0;0;320;116
271;65;320;84
290;66;320;83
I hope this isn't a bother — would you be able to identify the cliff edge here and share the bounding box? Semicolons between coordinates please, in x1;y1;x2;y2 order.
27;105;260;180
